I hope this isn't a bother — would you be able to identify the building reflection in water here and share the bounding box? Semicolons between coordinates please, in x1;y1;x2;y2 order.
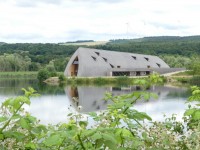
65;85;187;113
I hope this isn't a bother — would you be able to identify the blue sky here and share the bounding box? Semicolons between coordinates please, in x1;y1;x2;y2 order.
0;0;200;43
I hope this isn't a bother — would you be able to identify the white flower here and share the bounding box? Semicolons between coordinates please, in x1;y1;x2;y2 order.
78;105;82;110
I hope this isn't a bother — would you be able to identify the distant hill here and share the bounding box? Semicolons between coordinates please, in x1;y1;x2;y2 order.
0;42;6;45
110;35;200;43
65;40;94;43
93;35;200;56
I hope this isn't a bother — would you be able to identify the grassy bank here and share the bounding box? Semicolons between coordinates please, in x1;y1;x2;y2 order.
167;75;200;86
171;70;193;76
58;76;166;86
0;71;38;79
167;70;200;86
189;75;200;86
65;76;135;86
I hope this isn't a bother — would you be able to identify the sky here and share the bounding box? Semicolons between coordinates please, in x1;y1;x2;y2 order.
0;0;200;43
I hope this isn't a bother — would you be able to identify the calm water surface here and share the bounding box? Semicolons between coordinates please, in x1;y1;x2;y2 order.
0;79;189;124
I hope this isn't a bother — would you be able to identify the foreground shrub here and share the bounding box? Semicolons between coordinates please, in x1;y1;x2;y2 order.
0;75;199;149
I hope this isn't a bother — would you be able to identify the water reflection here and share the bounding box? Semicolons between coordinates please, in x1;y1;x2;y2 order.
0;79;65;96
0;79;189;124
65;85;188;113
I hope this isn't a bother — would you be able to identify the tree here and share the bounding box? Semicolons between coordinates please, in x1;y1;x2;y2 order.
37;69;50;82
191;62;200;75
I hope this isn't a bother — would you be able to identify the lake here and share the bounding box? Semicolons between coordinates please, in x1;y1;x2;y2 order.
0;79;189;124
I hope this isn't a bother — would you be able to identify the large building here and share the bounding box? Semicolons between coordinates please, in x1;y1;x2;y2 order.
64;47;184;77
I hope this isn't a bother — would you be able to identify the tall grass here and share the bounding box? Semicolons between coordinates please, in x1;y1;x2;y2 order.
189;76;200;86
64;76;145;86
0;72;38;79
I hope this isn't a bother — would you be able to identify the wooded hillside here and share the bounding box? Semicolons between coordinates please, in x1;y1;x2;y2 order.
0;36;200;71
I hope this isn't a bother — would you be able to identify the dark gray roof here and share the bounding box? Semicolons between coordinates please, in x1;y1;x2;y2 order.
64;47;170;77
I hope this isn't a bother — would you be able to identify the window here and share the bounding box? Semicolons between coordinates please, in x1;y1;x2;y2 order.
156;63;161;68
147;65;150;68
136;86;141;90
136;72;140;76
117;66;121;68
73;61;79;64
146;71;150;75
132;56;136;60
72;57;79;64
112;71;130;76
144;57;149;61
91;56;96;61
102;57;107;62
109;63;114;68
95;52;100;56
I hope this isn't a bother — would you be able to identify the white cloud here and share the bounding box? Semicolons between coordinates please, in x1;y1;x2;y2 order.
0;0;200;43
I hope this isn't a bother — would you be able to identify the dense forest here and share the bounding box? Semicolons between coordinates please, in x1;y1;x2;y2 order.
0;44;78;71
0;36;200;72
94;36;200;56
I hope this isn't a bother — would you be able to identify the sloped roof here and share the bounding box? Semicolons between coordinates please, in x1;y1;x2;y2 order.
64;47;170;77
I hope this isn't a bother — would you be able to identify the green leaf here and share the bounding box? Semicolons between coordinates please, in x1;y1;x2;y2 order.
0;134;4;140
89;112;97;117
43;134;62;147
122;129;132;137
79;121;88;128
4;131;25;141
11;114;21;119
150;93;158;99
27;115;37;123
143;93;150;100
20;118;30;129
82;129;96;137
0;116;7;122
128;110;152;121
112;102;125;109
184;109;195;116
104;140;117;149
2;98;13;107
142;132;148;139
67;113;73;116
102;133;117;144
91;132;102;140
25;142;36;149
193;111;200;120
15;96;30;105
32;125;47;134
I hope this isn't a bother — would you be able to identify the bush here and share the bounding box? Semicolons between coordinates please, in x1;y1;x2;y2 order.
49;71;57;77
58;74;66;82
37;69;50;82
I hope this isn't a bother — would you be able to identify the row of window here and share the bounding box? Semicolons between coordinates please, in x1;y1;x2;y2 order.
92;52;161;68
112;71;151;76
95;51;154;62
91;55;107;62
132;55;149;61
95;51;150;62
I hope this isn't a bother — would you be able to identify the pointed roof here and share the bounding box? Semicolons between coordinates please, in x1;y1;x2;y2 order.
64;47;170;77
